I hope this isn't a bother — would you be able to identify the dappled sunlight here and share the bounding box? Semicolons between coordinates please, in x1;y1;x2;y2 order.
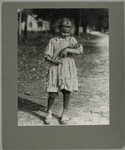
18;31;109;125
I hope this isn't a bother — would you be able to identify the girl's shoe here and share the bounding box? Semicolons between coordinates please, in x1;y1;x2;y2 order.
61;113;71;125
45;117;52;124
61;118;71;125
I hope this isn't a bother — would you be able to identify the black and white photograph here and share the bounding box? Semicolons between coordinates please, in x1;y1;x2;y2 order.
18;8;109;126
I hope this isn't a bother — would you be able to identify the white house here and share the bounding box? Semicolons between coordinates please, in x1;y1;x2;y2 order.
20;14;50;32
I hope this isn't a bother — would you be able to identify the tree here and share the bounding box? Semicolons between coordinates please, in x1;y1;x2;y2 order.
32;9;75;34
18;9;22;43
17;9;34;42
81;9;109;33
23;10;28;40
22;9;33;40
20;8;108;37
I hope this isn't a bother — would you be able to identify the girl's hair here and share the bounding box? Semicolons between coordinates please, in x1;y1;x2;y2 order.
58;18;73;29
53;17;74;34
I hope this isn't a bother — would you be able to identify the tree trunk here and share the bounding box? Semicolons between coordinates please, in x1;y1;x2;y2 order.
78;10;82;39
74;17;79;36
24;12;28;40
83;23;87;34
45;24;48;36
18;9;22;42
96;23;102;31
73;10;79;36
50;18;55;33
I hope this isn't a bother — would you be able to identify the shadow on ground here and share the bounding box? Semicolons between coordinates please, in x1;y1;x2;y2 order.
18;97;61;125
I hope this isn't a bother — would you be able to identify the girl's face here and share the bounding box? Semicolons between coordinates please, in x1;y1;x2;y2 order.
60;27;71;39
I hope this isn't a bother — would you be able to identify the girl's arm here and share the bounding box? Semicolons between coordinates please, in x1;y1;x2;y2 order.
66;48;81;54
61;44;83;56
45;55;63;65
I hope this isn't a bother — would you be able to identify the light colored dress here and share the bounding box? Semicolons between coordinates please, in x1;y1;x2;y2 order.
44;36;83;92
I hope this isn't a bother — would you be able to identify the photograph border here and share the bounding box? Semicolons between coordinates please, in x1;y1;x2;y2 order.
2;1;124;149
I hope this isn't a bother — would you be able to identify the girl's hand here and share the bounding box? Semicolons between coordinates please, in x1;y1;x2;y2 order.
61;48;68;58
53;57;63;65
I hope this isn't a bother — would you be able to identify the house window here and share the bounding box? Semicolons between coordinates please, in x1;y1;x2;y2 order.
29;22;32;27
38;22;43;27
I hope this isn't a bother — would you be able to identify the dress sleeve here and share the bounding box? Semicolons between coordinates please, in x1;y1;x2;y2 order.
71;37;83;54
44;39;54;58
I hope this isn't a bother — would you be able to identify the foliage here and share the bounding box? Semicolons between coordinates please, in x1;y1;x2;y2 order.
17;8;109;40
32;9;108;33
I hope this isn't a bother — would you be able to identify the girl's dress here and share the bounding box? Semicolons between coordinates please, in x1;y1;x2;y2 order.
44;36;83;92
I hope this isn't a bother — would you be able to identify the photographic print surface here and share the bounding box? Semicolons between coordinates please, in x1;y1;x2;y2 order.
18;8;109;126
3;2;124;149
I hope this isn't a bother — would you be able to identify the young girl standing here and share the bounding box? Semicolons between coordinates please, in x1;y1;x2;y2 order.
44;18;83;125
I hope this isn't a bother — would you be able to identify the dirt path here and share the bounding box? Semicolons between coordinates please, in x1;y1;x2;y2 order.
18;32;109;126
